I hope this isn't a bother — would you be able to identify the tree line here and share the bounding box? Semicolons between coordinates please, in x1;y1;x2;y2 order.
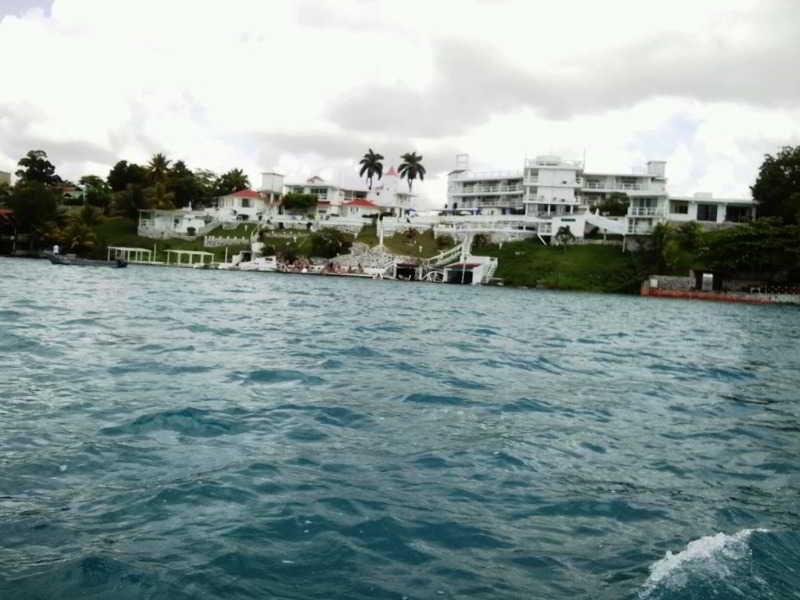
0;150;251;251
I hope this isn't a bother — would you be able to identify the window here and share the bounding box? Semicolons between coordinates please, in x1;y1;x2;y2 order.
696;204;718;222
241;198;250;208
670;201;689;214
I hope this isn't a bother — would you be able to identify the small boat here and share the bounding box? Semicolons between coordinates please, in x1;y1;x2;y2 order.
46;253;127;268
238;256;278;272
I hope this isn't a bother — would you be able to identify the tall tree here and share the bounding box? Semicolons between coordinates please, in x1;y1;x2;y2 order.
358;148;384;190
193;169;218;207
214;169;249;196
398;152;426;192
148;153;171;183
15;150;60;186
107;160;148;192
751;145;800;225
79;175;112;212
7;182;61;248
168;160;200;208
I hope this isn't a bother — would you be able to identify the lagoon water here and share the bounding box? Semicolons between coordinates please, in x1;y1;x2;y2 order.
1;256;799;599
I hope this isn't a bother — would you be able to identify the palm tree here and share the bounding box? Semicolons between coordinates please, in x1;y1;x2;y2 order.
358;149;384;190
148;153;171;182
398;152;426;192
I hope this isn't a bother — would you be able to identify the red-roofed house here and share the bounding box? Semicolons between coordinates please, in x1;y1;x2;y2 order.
340;198;380;218
218;189;279;222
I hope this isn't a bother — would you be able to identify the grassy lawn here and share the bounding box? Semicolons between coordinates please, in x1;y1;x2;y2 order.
474;239;642;293
259;232;315;257
383;228;454;259
206;223;260;238
91;218;245;262
356;225;455;259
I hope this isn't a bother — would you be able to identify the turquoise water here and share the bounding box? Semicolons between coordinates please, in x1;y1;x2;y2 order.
1;257;799;599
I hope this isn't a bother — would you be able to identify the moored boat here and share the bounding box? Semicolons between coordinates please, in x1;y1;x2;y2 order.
46;253;127;268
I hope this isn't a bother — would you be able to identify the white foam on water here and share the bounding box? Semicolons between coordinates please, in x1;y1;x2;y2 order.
639;529;768;598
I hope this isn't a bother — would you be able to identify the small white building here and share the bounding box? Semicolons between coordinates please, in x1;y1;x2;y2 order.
665;193;756;225
217;189;279;222
138;208;216;237
0;171;11;186
369;166;415;216
340;199;381;218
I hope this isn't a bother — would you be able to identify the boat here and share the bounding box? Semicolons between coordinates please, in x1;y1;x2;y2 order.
46;253;127;268
238;255;278;272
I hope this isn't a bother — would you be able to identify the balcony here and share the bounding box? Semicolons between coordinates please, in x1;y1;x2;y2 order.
454;184;524;195
450;170;522;181
628;207;662;217
584;181;654;192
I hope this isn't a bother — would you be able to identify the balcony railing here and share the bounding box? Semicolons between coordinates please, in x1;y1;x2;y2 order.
455;185;524;194
628;207;662;216
585;182;651;191
450;170;523;181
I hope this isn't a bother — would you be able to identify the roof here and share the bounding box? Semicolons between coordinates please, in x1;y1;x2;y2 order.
230;189;260;198
344;199;378;208
385;166;398;177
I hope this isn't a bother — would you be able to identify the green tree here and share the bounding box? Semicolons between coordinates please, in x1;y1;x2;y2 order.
751;145;800;225
61;218;97;253
281;192;317;214
15;150;61;186
111;184;149;220
359;148;384;190
144;181;175;210
79;175;112;212
310;227;353;258
7;182;61;248
167;160;200;208
554;225;575;248
214;169;250;196
147;153;171;183
699;218;800;278
398;152;426;192
193;169;218;207
597;192;629;216
107;160;148;192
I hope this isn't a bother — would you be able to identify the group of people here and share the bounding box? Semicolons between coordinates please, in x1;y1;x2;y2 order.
321;262;365;275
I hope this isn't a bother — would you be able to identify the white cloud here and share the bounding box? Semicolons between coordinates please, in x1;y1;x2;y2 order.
1;0;799;206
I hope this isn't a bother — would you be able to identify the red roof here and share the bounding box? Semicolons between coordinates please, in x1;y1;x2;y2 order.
231;189;260;198
385;166;398;177
344;199;378;208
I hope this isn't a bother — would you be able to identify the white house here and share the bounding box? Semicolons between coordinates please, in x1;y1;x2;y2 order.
217;189;280;222
284;176;369;217
340;198;381;218
138;208;217;237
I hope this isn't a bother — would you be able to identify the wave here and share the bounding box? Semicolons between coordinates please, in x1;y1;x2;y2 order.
639;528;768;599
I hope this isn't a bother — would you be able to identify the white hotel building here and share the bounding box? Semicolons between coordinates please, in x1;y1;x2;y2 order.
447;155;755;236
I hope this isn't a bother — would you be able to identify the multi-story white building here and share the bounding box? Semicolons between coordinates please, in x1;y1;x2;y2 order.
448;154;754;236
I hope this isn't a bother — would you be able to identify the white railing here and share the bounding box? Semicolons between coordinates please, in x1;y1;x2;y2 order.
450;170;523;181
456;185;524;194
628;207;662;216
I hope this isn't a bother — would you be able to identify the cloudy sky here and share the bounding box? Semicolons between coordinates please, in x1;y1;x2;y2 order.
1;0;799;205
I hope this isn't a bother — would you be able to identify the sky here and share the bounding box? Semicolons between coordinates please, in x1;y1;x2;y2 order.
1;0;799;206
